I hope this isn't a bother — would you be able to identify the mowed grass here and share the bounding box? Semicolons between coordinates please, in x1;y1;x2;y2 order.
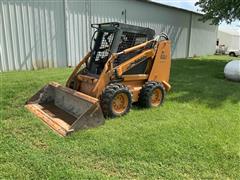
1;55;240;179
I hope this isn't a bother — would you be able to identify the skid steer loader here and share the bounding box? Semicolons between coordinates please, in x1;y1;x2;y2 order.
26;22;171;136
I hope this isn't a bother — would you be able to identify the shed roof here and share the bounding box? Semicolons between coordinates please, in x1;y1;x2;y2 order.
137;0;203;16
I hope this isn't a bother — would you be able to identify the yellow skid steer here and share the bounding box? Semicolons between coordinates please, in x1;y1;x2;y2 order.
26;22;171;136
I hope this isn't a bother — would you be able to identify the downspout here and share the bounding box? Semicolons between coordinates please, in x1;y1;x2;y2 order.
89;0;92;37
85;0;92;49
186;12;192;58
63;0;69;66
121;9;127;23
124;9;127;23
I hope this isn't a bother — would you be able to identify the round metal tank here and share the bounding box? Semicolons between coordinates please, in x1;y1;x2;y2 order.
224;60;240;82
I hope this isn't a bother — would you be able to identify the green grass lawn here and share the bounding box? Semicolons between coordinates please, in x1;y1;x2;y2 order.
1;55;240;179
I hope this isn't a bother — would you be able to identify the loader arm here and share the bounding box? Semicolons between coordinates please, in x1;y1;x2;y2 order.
110;40;171;91
92;53;118;97
91;40;156;98
115;49;155;77
66;52;91;87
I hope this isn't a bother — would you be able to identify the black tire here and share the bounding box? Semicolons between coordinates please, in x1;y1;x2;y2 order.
139;81;165;108
229;52;236;57
101;83;132;118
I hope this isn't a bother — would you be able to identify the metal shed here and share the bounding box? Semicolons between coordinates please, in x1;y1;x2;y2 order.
218;27;240;50
0;0;218;72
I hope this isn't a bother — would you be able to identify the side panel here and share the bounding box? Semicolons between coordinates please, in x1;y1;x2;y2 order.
122;80;145;102
148;41;171;83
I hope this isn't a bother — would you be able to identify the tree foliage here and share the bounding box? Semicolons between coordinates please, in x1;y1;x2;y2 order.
195;0;240;25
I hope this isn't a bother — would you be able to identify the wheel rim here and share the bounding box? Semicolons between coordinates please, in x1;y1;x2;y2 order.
112;93;129;114
151;88;162;107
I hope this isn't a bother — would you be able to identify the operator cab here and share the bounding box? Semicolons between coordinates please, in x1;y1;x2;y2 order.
87;22;155;75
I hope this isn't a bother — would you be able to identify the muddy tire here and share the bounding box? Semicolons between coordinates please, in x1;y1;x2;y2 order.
139;81;165;108
101;83;132;118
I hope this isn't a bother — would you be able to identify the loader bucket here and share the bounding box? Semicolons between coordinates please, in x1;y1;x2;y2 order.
25;82;105;136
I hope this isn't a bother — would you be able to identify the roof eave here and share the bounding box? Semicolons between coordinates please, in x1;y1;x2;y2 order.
137;0;204;16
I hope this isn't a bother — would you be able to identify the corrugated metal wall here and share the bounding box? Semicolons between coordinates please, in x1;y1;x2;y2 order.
218;30;240;50
0;0;67;72
65;0;91;67
0;0;217;72
189;13;218;57
90;0;190;59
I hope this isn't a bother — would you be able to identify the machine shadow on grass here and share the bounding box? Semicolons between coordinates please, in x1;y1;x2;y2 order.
167;58;240;108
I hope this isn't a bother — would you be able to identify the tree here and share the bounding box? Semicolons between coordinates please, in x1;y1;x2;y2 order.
195;0;240;25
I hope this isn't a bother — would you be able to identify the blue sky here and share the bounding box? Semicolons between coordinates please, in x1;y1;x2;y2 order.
151;0;239;28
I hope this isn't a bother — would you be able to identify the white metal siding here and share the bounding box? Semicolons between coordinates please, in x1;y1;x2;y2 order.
65;0;91;67
0;0;217;71
218;31;240;50
189;14;218;57
90;0;190;59
0;0;67;72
